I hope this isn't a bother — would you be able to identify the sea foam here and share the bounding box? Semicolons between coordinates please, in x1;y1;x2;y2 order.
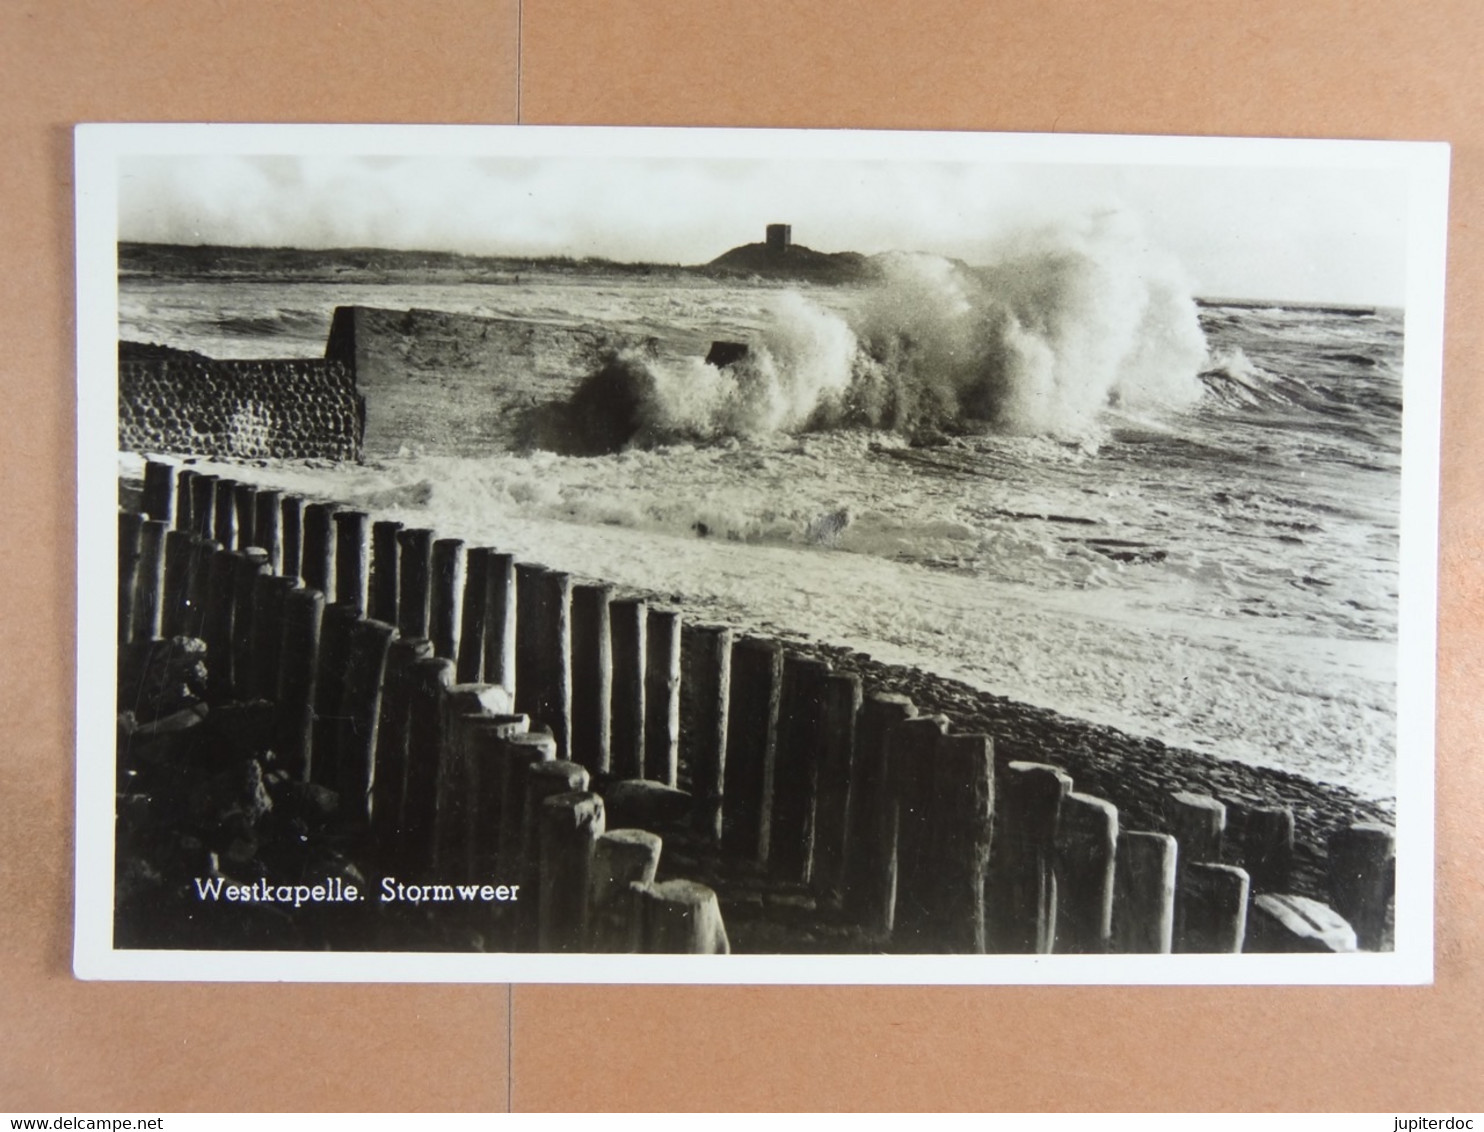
596;214;1210;443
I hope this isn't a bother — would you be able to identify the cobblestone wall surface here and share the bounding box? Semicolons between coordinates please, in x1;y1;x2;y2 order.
119;343;364;461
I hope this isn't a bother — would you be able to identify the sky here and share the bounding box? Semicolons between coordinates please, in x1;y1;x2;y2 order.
117;150;1414;305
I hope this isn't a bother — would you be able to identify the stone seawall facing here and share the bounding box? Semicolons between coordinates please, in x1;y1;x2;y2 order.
119;342;364;461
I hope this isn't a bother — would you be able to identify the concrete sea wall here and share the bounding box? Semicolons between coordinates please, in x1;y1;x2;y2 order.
325;305;660;457
120;307;666;463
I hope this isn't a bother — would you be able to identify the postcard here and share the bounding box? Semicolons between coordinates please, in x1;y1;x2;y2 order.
74;123;1448;982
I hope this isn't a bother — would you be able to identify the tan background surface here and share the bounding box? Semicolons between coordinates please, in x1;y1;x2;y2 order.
2;0;1480;1112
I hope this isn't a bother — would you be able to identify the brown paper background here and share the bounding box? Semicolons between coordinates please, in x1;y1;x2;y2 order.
3;0;1481;1112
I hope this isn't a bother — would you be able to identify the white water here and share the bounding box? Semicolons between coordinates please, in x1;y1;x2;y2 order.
120;257;1403;800
606;224;1210;443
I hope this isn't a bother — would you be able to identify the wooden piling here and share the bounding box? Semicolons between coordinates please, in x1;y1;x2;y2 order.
229;547;270;699
188;473;217;539
884;714;949;944
841;693;916;932
173;467;196;532
276;586;324;780
309;602;358;790
1167;791;1228;947
683;623;732;842
518;760;590;948
515;567;573;760
483;552;517;697
636;880;730;954
1175;862;1250;953
514;563;547;728
570;582;615;777
456;547;492;684
908;729;991;949
722;637;782;862
248;573;297;708
184;534;217;641
433;683;517;870
538;791;607;952
397;528;433;639
462;713;532;878
142;460;175;523
812;672;862;898
986;761;1073;954
161;528;198;639
202;547;238;701
130;519;168;643
771;654;831;883
430;537;465;661
252;488;282;573
644;609;682;786
184;536;220;644
1228;802;1295;892
1166;791;1226;868
400;656;456;875
333;509;370;614
923;732;996;953
118;511;143;644
601;780;692;831
493;732;559;882
369;637;434;853
543;570;576;761
609;598;647;780
1053;793;1119;954
1328;822;1395;951
178;528;216;640
213;478;238;549
369;519;403;626
280;494;304;583
336;617;395;824
300;502;339;596
232;483;257;552
1111;830;1177;954
589;829;662;952
440;685;517;755
522;761;591;876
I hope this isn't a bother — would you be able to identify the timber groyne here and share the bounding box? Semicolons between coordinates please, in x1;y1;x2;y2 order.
115;458;1397;956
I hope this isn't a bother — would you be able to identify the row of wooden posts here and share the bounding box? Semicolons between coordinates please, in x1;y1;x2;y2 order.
118;458;1396;955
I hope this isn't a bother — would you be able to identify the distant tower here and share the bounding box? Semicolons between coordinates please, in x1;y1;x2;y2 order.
766;223;792;254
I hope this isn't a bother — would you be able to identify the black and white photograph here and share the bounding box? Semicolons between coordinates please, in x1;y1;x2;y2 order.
75;125;1447;982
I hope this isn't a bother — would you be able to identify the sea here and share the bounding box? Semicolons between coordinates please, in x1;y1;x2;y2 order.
118;250;1405;802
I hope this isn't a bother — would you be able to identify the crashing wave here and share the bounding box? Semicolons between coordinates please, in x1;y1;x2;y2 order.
564;214;1212;449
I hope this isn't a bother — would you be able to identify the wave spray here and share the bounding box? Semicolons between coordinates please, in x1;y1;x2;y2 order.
574;211;1210;446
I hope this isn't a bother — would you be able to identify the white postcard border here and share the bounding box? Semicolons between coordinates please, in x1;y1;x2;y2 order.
74;123;1450;984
